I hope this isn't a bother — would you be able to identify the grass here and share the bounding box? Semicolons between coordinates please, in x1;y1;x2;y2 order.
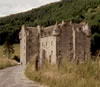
25;57;100;87
12;44;20;58
0;44;19;69
0;58;17;69
0;44;20;59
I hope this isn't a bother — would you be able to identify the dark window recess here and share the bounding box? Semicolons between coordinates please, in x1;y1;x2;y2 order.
79;27;81;31
29;45;31;49
44;32;46;36
29;38;31;42
51;51;53;55
51;41;53;46
42;42;43;47
48;31;51;35
29;31;32;34
46;42;47;47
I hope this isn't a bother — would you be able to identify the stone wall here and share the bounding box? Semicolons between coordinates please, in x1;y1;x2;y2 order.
56;22;91;62
26;27;39;63
59;23;73;61
40;36;57;64
19;25;27;65
75;24;91;61
19;21;91;65
19;26;39;65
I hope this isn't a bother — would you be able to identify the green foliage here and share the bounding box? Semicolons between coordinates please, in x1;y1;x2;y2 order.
0;0;100;53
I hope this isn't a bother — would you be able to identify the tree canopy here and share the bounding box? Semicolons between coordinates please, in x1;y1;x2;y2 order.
0;0;100;54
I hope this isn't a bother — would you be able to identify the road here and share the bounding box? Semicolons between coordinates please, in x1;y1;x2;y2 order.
0;65;43;87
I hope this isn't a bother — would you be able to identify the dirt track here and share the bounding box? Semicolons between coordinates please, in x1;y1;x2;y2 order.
0;65;41;87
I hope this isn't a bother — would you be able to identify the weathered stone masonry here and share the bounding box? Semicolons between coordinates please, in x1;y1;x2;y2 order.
19;25;39;65
19;21;91;65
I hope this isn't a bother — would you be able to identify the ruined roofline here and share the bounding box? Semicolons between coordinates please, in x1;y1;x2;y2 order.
21;21;89;35
40;21;68;30
26;26;37;30
20;25;38;37
38;21;90;37
21;21;88;31
21;25;37;30
38;21;88;30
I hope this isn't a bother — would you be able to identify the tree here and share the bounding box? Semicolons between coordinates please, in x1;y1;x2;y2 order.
3;34;14;59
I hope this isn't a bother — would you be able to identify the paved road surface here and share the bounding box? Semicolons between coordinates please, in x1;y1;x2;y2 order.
0;65;42;87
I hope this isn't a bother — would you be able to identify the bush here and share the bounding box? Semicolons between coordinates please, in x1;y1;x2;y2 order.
13;55;20;62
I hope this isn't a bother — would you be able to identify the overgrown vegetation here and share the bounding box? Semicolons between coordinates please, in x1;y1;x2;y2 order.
0;0;100;54
25;57;100;87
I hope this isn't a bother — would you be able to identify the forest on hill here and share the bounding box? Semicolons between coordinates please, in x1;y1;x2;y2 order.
0;0;100;54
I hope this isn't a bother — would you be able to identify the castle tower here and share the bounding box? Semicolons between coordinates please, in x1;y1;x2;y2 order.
19;25;27;65
52;22;62;64
52;22;61;36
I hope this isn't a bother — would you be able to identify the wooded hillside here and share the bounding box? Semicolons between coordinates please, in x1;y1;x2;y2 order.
0;0;100;54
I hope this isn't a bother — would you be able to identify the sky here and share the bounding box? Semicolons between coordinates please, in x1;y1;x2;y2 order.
0;0;60;17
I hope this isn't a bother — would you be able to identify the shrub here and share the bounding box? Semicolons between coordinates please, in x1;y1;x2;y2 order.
13;55;20;62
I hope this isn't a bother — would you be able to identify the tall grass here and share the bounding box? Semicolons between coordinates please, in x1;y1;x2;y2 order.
0;58;17;69
25;57;100;87
0;44;20;59
0;44;19;69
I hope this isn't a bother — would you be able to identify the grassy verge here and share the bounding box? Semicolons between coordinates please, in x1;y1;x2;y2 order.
25;57;100;87
0;44;19;69
0;58;17;69
0;44;20;59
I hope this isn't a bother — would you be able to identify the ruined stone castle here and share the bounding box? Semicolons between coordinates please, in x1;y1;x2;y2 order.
19;21;91;65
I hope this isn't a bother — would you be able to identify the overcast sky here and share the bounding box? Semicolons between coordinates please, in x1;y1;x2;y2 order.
0;0;60;17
